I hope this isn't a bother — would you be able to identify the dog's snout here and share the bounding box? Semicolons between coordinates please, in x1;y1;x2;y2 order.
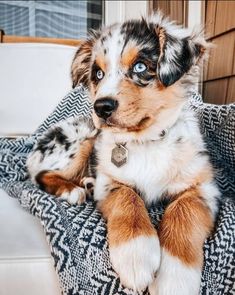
94;98;118;120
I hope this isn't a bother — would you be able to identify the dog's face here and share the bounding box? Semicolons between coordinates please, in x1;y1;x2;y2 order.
72;14;207;133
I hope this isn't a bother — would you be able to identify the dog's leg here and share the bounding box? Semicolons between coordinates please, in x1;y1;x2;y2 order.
149;187;214;295
99;184;160;292
35;138;95;204
36;171;86;204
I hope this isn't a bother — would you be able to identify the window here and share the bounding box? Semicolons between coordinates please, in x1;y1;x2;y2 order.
0;0;103;39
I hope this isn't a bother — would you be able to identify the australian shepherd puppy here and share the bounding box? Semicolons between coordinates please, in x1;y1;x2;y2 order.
27;12;220;294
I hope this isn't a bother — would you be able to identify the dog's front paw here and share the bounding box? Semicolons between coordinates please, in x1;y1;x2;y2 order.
110;235;160;292
81;176;95;197
149;249;201;295
61;187;86;205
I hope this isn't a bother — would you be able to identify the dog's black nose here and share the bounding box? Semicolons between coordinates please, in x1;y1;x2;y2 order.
94;98;118;120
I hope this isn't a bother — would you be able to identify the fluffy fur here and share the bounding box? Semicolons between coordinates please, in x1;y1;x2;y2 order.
27;12;220;294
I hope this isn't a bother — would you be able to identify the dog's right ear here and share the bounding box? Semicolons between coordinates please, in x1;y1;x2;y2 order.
155;25;208;87
71;39;93;88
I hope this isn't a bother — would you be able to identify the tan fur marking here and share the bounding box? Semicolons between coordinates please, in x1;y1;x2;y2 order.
37;171;77;196
195;165;214;185
96;54;107;72
155;26;166;60
60;138;95;185
101;79;184;133
159;187;213;266
164;146;214;191
157;80;166;90
127;116;154;132
121;47;138;68
36;138;95;197
99;185;157;247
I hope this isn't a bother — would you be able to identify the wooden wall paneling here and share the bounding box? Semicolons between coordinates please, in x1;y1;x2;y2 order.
214;1;235;36
227;77;235;104
151;1;186;25
148;0;153;15
206;31;235;81
233;50;235;75
183;0;188;27
153;1;170;15
203;56;210;82
169;1;184;25
203;79;228;104
205;0;217;39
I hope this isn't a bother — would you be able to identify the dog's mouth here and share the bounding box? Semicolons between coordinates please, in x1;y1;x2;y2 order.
102;116;153;132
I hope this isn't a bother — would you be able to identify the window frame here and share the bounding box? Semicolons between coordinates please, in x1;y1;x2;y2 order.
104;0;147;25
0;0;103;38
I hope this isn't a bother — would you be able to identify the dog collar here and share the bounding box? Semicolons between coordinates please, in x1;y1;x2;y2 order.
111;128;168;168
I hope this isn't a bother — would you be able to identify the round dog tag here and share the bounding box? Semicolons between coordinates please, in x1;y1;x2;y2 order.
111;144;128;167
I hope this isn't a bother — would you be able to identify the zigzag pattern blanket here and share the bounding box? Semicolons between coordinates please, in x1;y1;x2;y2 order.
0;85;235;295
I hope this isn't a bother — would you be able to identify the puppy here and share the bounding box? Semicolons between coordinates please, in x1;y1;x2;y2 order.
27;12;220;294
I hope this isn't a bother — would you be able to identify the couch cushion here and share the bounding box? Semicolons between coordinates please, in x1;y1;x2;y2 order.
0;43;77;136
0;189;61;295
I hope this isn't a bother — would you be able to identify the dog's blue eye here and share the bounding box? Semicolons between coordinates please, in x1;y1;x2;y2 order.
96;69;104;80
133;62;147;73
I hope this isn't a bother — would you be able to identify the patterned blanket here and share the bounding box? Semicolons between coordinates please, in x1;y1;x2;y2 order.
0;85;234;295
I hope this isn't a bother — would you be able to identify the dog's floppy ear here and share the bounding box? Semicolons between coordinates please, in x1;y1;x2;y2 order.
71;39;94;88
156;26;207;87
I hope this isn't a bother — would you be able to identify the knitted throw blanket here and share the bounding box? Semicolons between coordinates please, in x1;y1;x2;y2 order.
0;85;234;295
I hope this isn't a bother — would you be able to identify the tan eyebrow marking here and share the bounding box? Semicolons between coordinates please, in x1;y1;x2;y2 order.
96;54;107;72
121;46;139;68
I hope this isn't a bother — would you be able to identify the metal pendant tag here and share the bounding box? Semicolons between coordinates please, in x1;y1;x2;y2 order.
111;144;128;167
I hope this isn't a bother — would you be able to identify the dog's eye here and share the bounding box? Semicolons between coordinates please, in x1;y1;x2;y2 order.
133;62;147;73
96;69;104;80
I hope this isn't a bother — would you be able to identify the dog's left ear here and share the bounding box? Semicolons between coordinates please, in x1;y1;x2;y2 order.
71;39;94;88
156;27;207;87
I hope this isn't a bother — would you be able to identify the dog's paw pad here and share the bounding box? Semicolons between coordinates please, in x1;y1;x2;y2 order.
110;235;160;291
82;177;95;196
61;187;86;205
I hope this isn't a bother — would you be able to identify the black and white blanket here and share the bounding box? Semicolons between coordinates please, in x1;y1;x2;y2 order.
0;85;234;295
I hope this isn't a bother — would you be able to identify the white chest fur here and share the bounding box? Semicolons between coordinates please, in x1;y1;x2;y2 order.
94;109;207;204
99;140;174;202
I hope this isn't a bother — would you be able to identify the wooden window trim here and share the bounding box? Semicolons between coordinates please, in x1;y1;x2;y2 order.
0;29;4;42
0;32;81;47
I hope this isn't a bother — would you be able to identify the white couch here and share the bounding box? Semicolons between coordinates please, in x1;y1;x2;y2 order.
0;190;61;295
0;43;76;136
0;42;77;294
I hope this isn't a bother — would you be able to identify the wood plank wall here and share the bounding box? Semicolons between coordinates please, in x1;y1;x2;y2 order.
203;0;235;104
150;0;188;26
